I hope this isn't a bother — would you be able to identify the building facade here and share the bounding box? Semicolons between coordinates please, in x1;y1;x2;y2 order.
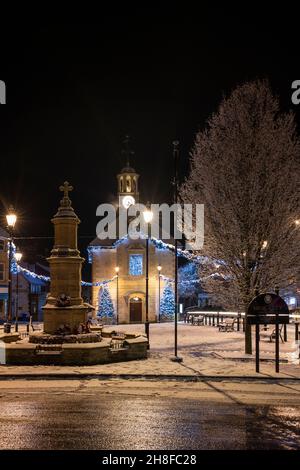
11;263;49;322
0;227;9;320
0;227;50;322
89;159;175;324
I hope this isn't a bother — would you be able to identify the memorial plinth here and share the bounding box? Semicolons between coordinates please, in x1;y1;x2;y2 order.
42;181;89;334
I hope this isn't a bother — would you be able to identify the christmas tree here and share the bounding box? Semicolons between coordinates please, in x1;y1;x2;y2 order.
160;282;175;321
97;285;115;323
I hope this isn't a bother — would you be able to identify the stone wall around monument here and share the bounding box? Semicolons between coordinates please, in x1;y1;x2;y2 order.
3;335;148;365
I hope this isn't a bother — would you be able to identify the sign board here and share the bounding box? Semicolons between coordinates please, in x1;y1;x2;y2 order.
247;293;289;325
247;292;289;374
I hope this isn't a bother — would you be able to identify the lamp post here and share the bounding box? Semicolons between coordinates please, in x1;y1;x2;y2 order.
171;141;182;362
115;266;119;324
143;203;153;347
157;265;162;322
5;206;17;333
14;250;22;333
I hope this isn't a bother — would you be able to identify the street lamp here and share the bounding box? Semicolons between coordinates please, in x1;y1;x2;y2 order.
5;206;17;333
157;265;162;322
115;266;119;324
14;250;22;332
6;207;17;229
143;206;153;224
143;203;153;347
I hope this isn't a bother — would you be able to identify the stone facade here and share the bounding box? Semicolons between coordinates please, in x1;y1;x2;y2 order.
91;238;175;323
90;158;175;324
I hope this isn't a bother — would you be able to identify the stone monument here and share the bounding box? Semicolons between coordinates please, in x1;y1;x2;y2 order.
42;181;89;334
4;182;148;365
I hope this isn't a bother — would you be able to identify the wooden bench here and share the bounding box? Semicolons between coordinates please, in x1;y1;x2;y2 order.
191;315;204;326
218;318;236;332
259;324;284;343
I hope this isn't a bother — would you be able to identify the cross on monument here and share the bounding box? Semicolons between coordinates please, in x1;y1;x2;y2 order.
59;181;73;199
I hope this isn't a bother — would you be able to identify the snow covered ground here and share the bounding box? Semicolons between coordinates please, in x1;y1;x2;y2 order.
0;322;299;379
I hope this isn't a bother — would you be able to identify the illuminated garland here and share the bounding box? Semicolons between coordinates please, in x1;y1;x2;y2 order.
161;272;229;284
81;276;117;287
10;244;117;287
9;235;224;288
87;235;212;264
160;274;202;285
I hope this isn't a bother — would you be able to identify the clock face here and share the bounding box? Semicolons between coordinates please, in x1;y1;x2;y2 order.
122;195;135;209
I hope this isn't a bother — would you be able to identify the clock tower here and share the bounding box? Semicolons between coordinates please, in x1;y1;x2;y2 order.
117;136;139;209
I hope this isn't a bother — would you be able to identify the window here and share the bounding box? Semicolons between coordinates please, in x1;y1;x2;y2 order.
0;263;4;281
0;240;5;251
129;254;143;276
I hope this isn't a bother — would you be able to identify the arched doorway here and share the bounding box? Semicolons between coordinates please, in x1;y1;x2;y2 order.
129;296;143;323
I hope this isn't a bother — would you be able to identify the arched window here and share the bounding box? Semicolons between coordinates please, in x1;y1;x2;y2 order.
126;176;131;192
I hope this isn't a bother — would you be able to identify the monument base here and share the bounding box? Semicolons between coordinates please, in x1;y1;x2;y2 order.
3;332;148;365
43;304;89;335
29;331;102;344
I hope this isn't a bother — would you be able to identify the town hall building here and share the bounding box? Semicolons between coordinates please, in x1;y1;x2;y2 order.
89;152;175;324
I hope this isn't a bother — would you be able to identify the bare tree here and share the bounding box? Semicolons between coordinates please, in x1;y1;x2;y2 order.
181;80;300;353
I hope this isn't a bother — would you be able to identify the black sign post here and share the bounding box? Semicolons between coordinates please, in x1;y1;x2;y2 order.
275;320;280;373
255;323;260;373
247;293;289;373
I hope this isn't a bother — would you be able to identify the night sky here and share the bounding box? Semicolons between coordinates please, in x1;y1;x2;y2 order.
0;7;299;268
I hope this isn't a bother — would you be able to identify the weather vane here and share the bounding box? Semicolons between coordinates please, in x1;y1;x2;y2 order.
122;135;134;167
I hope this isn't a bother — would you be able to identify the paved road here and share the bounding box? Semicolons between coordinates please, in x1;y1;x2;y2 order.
0;379;299;450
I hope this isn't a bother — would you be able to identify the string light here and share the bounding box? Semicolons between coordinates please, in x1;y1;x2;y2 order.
10;243;117;287
87;235;211;264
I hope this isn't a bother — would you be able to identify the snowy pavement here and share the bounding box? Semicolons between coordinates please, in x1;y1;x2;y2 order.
1;379;300;449
0;322;299;379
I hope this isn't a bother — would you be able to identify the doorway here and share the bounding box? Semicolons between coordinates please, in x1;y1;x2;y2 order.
129;297;143;323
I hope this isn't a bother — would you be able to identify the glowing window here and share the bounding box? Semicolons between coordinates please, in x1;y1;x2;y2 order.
129;254;143;276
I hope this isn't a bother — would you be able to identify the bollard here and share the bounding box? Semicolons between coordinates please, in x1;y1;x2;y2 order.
295;322;299;342
3;323;11;334
283;323;287;342
212;314;215;326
